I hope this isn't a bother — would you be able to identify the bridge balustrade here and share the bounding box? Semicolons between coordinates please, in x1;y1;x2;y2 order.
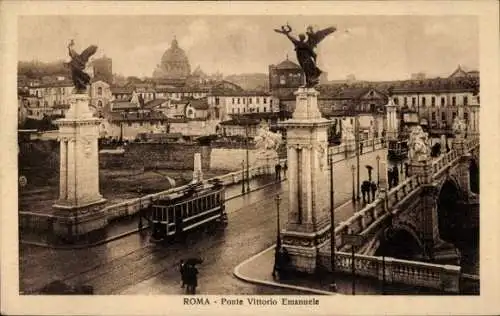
319;250;461;292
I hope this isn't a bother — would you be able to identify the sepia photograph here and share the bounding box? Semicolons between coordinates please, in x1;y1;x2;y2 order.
1;1;499;315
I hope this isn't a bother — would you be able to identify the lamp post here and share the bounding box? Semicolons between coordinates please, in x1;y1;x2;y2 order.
241;160;245;194
275;194;282;249
273;194;282;279
355;116;360;202
329;156;337;292
351;165;356;203
245;124;250;193
376;155;380;186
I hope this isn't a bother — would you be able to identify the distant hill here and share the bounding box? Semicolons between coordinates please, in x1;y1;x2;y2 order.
18;60;69;79
224;73;268;91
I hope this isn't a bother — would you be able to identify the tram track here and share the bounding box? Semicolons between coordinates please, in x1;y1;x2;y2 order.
59;194;288;294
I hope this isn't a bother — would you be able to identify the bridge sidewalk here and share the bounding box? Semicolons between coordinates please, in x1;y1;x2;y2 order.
234;200;441;295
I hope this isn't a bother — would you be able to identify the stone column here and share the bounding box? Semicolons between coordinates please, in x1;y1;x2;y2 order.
385;98;398;141
440;135;447;155
53;93;107;240
192;152;203;183
279;87;331;273
452;130;474;199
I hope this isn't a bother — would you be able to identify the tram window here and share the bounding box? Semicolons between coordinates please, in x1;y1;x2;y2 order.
168;207;174;223
181;204;186;218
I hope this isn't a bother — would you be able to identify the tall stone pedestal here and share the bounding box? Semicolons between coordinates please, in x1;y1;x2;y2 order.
278;87;332;273
385;98;399;141
52;94;107;240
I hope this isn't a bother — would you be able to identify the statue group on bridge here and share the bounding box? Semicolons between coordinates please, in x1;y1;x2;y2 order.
254;121;283;153
408;126;431;162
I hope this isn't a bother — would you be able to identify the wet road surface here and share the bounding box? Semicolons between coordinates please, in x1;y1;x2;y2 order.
20;180;362;295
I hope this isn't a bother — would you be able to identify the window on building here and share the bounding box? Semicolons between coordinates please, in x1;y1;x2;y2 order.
404;97;407;106
256;98;260;104
431;112;436;121
431;97;436;107
280;75;286;85
237;98;240;104
393;97;398;105
452;96;456;106
441;112;446;121
464;96;468;106
232;108;235;113
232;98;235;104
441;97;445;107
249;98;252;104
464;112;469;121
264;98;267;104
256;108;259;113
243;108;246;113
243;98;246;104
97;87;103;96
98;100;103;108
263;107;267;112
412;97;416;107
452;112;457;119
215;97;220;105
350;118;353;124
477;96;480;103
421;97;426;107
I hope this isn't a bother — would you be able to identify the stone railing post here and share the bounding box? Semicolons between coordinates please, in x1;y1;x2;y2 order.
440;265;461;293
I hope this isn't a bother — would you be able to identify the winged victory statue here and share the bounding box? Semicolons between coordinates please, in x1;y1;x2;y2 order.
66;40;98;93
275;24;336;87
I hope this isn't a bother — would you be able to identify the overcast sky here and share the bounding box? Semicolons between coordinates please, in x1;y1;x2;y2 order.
18;15;478;81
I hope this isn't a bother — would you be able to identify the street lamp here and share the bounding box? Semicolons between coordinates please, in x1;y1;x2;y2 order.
376;155;380;186
351;165;356;203
275;194;282;248
273;194;282;279
245;124;250;193
241;160;245;194
329;156;337;292
355;115;360;202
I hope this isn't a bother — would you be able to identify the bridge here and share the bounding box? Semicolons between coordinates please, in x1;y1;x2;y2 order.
274;87;480;294
288;135;479;293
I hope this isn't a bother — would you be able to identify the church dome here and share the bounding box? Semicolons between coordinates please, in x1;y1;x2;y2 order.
159;38;191;78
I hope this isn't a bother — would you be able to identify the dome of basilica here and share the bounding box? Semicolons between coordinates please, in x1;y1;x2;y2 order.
155;38;191;79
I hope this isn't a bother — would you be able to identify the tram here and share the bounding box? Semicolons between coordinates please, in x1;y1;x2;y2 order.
388;139;409;161
149;179;227;242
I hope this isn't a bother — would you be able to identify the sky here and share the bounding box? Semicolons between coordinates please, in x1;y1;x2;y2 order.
18;15;479;81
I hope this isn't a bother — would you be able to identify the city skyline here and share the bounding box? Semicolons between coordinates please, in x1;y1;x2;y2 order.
18;15;478;81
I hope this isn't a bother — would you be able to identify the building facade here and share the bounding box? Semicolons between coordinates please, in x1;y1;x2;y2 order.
391;77;479;135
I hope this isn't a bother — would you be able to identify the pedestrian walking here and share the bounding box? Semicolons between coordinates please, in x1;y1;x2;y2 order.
185;265;199;294
370;181;377;202
359;142;364;154
283;162;288;178
179;260;186;288
393;165;399;187
275;164;282;181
